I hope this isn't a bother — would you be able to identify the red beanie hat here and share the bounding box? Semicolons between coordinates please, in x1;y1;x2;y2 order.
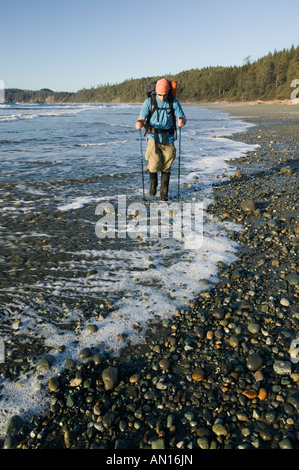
155;79;169;94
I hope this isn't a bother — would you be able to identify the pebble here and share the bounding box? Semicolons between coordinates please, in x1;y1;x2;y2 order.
197;437;210;449
265;411;276;424
253;370;264;382
191;369;205;382
3;415;23;436
212;423;228;437
210;307;225;319
65;358;76;369
247;322;260;334
242;388;257;399
237;412;248;422
69;376;82;387
129;373;140;383
151;438;166;449
280;166;293;175
280;298;290;307
273;360;292;376
159;359;171;371
229;335;239;347
114;439;127;449
257;388;267;401
79;348;92;360
102;366;119;390
206;330;213;340
36;354;55;371
287;390;299;411
3;437;14;449
285;273;299;286
246;352;264;372
92;354;101;366
48;377;60;392
240;199;256;213
279;438;293;449
86;324;98;334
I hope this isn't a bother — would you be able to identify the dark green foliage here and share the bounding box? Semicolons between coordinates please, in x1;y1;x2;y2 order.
5;88;73;103
5;46;299;103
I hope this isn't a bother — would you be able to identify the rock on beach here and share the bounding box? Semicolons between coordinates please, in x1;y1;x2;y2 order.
240;199;256;213
246;353;264;372
102;366;119;390
273;361;292;376
3;415;24;436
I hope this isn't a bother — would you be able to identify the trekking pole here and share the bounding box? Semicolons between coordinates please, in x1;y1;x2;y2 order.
139;129;146;200
177;126;182;199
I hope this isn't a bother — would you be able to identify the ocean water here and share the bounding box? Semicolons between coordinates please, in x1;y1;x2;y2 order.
0;102;257;434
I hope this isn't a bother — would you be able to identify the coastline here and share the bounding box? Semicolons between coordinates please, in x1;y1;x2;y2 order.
2;104;298;450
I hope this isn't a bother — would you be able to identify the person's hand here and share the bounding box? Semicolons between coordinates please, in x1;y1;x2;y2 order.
178;117;186;127
135;119;144;130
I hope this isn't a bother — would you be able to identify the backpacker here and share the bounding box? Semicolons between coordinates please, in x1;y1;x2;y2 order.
144;80;178;146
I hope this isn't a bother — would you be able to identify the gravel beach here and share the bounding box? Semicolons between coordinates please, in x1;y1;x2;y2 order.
2;103;298;451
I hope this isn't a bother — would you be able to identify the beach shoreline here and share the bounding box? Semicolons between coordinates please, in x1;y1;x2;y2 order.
202;101;299;118
2;103;298;450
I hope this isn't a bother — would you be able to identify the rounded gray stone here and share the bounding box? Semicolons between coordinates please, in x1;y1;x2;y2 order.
102;366;119;391
246;352;264;372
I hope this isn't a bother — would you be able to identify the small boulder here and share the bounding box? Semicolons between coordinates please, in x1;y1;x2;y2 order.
240;199;256;213
3;415;23;436
102;366;119;391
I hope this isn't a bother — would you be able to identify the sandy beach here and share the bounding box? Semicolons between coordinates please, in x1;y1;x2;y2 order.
203;101;299;119
2;102;298;452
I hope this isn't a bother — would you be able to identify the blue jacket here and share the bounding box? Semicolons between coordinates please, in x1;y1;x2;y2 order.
139;96;185;144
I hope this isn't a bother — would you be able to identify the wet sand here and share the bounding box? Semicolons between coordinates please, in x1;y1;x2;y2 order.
203;101;299;121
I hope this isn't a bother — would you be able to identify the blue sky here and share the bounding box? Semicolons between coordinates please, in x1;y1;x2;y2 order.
1;0;298;92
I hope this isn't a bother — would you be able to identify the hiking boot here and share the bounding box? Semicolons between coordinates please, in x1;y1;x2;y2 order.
149;172;158;196
160;172;170;201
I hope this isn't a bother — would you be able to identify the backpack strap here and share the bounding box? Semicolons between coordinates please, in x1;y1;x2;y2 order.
144;93;177;148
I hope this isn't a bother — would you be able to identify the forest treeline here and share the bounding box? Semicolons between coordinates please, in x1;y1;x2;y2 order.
5;45;299;104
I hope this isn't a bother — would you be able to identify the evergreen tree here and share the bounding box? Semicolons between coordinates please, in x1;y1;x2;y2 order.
5;46;299;104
